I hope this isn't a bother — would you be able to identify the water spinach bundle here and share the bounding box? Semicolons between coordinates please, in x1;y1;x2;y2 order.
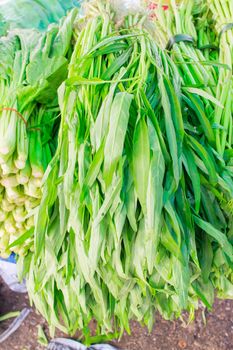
17;1;233;341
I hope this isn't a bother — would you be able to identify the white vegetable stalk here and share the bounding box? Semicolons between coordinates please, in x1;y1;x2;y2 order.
9;234;18;245
4;215;17;234
0;226;5;238
0;106;17;156
16;161;31;184
0;154;10;165
0;232;10;250
1;175;19;188
29;113;44;179
15;221;24;230
30;177;42;187
5;187;22;201
24;181;42;199
14;195;27;205
1;198;15;212
12;206;27;223
14;122;28;170
13;246;26;256
25;215;34;229
25;198;40;210
0;209;7;222
1;156;18;175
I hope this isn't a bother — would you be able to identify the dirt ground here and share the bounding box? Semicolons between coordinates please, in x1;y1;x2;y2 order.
0;278;233;350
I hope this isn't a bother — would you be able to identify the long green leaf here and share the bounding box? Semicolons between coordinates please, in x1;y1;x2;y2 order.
132;117;150;213
103;92;133;186
194;216;233;261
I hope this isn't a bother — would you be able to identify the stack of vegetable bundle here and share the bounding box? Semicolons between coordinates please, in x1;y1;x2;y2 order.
150;0;218;111
149;0;233;300
207;0;233;298
0;0;231;344
207;0;233;154
12;0;232;342
0;10;77;257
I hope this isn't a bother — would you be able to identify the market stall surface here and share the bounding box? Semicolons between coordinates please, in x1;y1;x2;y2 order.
0;278;232;350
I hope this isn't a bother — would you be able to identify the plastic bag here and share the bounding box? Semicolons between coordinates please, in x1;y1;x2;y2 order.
0;0;81;34
110;0;145;18
48;339;121;350
0;308;31;343
0;254;26;293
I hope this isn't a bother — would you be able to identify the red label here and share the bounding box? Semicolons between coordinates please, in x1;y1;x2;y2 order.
148;3;169;10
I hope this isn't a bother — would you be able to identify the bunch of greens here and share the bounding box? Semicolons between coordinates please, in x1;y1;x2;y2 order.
0;10;77;257
17;1;233;343
149;0;220;114
206;0;233;298
150;0;233;298
207;0;233;155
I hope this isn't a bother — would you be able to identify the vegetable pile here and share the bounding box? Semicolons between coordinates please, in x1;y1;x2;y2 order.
0;0;233;344
0;11;77;257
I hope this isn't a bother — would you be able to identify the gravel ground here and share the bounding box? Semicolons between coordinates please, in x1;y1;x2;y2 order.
0;278;233;350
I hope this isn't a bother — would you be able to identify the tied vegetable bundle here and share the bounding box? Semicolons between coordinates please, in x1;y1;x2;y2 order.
150;0;233;299
0;10;77;257
207;0;233;298
208;0;233;155
17;1;233;341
